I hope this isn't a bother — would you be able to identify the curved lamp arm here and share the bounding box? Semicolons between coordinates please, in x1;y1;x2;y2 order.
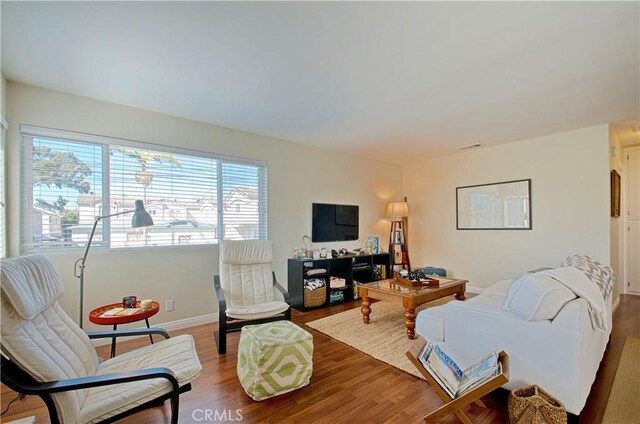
75;201;153;328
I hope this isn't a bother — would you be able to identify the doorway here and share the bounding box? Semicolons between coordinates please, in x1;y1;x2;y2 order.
624;146;640;295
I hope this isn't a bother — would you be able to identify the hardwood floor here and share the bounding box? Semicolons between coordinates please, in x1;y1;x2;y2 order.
2;295;639;423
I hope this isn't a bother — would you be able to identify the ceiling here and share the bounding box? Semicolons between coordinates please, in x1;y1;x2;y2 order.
2;1;639;164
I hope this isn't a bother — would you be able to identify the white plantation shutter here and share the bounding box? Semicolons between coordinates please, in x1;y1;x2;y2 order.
108;146;220;247
221;162;267;240
19;125;267;252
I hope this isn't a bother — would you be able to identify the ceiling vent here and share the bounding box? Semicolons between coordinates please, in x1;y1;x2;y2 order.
457;143;485;150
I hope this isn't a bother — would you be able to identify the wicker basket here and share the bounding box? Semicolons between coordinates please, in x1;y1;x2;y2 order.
508;385;567;424
304;285;327;308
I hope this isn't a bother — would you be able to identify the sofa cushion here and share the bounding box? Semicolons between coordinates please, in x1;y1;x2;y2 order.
415;305;447;342
503;273;576;321
226;300;289;320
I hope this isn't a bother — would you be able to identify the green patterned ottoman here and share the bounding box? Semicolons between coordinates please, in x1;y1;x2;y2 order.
237;321;313;401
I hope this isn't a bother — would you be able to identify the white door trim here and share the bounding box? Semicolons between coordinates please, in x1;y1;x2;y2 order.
623;146;640;296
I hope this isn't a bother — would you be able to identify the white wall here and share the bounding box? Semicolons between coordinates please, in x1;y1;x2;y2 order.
404;125;611;290
1;74;7;118
5;81;403;329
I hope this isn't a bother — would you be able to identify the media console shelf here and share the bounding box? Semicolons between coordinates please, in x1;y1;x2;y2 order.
288;253;390;311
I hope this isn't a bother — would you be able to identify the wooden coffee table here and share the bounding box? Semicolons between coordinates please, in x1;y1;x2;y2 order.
359;277;467;339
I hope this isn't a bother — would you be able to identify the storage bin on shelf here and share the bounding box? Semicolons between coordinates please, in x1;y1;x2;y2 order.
329;290;344;304
303;278;326;308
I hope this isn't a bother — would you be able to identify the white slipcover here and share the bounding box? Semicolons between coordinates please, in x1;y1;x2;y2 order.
415;267;612;415
1;254;202;424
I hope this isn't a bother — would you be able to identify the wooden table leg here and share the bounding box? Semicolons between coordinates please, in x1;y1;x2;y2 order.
145;318;154;344
361;297;371;324
404;308;416;339
111;324;117;358
455;290;466;301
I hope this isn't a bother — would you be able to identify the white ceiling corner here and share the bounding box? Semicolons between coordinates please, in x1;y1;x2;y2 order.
1;1;639;163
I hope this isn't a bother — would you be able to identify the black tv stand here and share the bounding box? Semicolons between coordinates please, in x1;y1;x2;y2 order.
287;253;390;311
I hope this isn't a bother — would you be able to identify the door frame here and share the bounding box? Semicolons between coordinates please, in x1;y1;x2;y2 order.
622;146;640;296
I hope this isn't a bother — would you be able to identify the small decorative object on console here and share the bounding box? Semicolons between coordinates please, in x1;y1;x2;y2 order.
122;296;137;308
367;235;380;254
329;290;345;303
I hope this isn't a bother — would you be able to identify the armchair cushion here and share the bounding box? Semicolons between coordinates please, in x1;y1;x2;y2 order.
219;241;278;307
1;254;201;424
226;301;290;320
1;253;64;319
503;273;577;321
81;334;201;423
221;240;273;264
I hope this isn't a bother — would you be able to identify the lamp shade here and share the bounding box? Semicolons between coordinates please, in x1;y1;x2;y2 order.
386;201;409;219
131;200;154;228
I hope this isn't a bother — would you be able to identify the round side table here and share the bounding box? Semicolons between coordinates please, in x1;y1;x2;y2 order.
89;301;160;358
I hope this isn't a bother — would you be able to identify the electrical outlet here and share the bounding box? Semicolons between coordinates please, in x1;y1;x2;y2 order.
165;299;174;312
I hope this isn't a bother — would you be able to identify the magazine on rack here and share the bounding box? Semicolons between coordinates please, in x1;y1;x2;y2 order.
418;342;500;398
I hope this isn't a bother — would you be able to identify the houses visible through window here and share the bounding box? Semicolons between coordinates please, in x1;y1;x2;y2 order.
20;125;267;252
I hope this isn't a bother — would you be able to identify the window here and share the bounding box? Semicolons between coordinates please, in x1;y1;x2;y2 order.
20;125;267;252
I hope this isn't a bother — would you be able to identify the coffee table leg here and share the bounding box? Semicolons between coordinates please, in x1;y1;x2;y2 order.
404;308;416;339
111;324;117;358
361;297;371;324
455;290;466;301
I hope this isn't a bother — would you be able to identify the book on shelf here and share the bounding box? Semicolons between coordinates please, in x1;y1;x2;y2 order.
418;342;500;398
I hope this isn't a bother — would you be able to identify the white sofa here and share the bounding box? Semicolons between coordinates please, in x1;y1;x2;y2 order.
415;255;614;415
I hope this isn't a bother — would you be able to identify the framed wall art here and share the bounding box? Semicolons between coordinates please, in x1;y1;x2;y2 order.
456;179;532;230
611;169;621;218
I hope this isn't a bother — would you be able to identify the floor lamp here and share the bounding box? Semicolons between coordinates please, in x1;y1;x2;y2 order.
386;200;410;272
74;199;154;328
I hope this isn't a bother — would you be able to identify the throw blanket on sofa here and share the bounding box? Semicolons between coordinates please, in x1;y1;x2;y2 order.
539;267;608;332
560;254;614;303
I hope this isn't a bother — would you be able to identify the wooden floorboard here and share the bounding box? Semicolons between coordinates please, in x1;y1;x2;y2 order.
2;295;639;423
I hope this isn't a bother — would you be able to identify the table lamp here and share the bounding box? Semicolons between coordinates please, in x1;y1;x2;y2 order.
74;199;154;328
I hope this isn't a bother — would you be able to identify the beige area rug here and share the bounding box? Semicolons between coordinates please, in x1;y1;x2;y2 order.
601;336;640;424
305;297;454;380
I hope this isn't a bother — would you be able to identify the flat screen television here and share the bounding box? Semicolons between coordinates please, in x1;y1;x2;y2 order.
312;203;359;242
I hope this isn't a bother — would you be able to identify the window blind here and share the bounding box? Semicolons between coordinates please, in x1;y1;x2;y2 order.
20;125;267;252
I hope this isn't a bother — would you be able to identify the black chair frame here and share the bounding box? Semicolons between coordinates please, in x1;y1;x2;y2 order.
213;271;291;354
1;328;191;424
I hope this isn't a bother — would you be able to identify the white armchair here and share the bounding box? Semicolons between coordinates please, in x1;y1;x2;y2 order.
0;254;202;424
213;240;291;354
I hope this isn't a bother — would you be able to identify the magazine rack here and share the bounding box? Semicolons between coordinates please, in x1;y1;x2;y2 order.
407;336;509;424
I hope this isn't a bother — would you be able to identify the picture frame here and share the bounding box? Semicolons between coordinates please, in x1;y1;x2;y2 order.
456;179;532;230
611;170;621;217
